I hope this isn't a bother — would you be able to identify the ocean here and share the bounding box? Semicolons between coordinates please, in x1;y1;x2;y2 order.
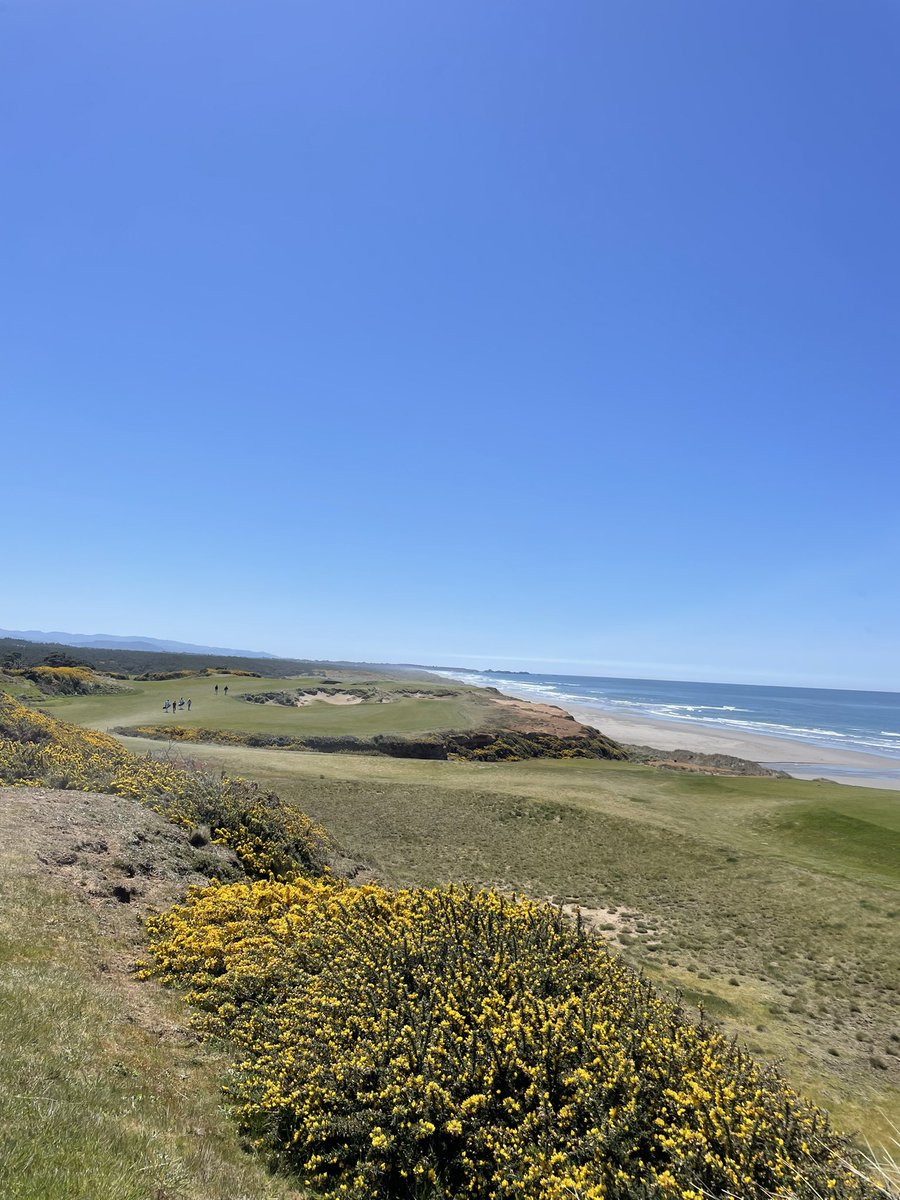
432;668;900;765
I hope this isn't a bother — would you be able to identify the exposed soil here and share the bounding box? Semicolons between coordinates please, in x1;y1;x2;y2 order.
489;695;588;737
0;786;242;1043
0;786;241;917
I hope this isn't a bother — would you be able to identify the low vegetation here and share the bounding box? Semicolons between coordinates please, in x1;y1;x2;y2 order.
0;784;305;1200
0;693;329;881
128;734;900;1148
2;691;897;1198
134;667;263;681
0;634;366;679
142;878;878;1200
242;683;460;703
7;664;125;696
113;723;627;762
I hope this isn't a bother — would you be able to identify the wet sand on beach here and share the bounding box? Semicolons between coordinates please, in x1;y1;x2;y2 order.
561;705;900;790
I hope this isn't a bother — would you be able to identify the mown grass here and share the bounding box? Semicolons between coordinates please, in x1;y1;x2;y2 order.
756;806;900;884
0;848;304;1199
40;674;499;739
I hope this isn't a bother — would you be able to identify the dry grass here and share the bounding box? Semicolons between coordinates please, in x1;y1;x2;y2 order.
20;676;900;1162
0;787;305;1200
130;739;900;1155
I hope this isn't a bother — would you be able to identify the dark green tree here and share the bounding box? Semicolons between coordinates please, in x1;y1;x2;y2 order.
41;651;84;668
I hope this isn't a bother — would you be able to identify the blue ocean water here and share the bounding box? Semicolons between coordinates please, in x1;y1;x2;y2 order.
432;669;900;763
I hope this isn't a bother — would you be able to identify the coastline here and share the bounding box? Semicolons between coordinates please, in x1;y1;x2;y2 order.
474;681;900;791
566;704;900;789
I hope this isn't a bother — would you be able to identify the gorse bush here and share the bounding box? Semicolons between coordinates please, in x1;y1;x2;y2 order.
0;693;329;880
119;724;255;745
12;664;106;695
143;879;877;1200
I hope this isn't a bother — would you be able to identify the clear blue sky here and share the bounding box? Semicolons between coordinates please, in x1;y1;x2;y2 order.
2;1;898;688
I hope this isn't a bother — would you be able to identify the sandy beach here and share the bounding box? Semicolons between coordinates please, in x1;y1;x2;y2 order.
437;671;900;790
465;675;900;790
560;704;900;790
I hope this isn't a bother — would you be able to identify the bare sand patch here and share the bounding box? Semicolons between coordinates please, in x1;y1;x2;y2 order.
293;691;364;706
0;786;240;924
557;901;666;954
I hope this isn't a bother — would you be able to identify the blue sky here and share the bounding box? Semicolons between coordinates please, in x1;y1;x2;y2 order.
2;1;898;689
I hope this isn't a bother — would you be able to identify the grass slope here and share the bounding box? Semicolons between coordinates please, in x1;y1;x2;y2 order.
20;676;900;1151
120;737;900;1150
0;786;304;1200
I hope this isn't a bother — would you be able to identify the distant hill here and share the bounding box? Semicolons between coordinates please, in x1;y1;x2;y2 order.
0;634;363;680
0;629;276;659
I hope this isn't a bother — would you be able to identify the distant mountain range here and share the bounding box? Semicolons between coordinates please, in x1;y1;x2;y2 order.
0;628;276;659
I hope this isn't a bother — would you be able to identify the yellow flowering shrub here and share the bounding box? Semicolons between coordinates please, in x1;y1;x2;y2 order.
121;725;252;746
0;694;329;880
12;665;107;695
143;880;875;1200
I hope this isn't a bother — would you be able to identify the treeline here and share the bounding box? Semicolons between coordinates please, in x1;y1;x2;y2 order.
0;636;343;679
